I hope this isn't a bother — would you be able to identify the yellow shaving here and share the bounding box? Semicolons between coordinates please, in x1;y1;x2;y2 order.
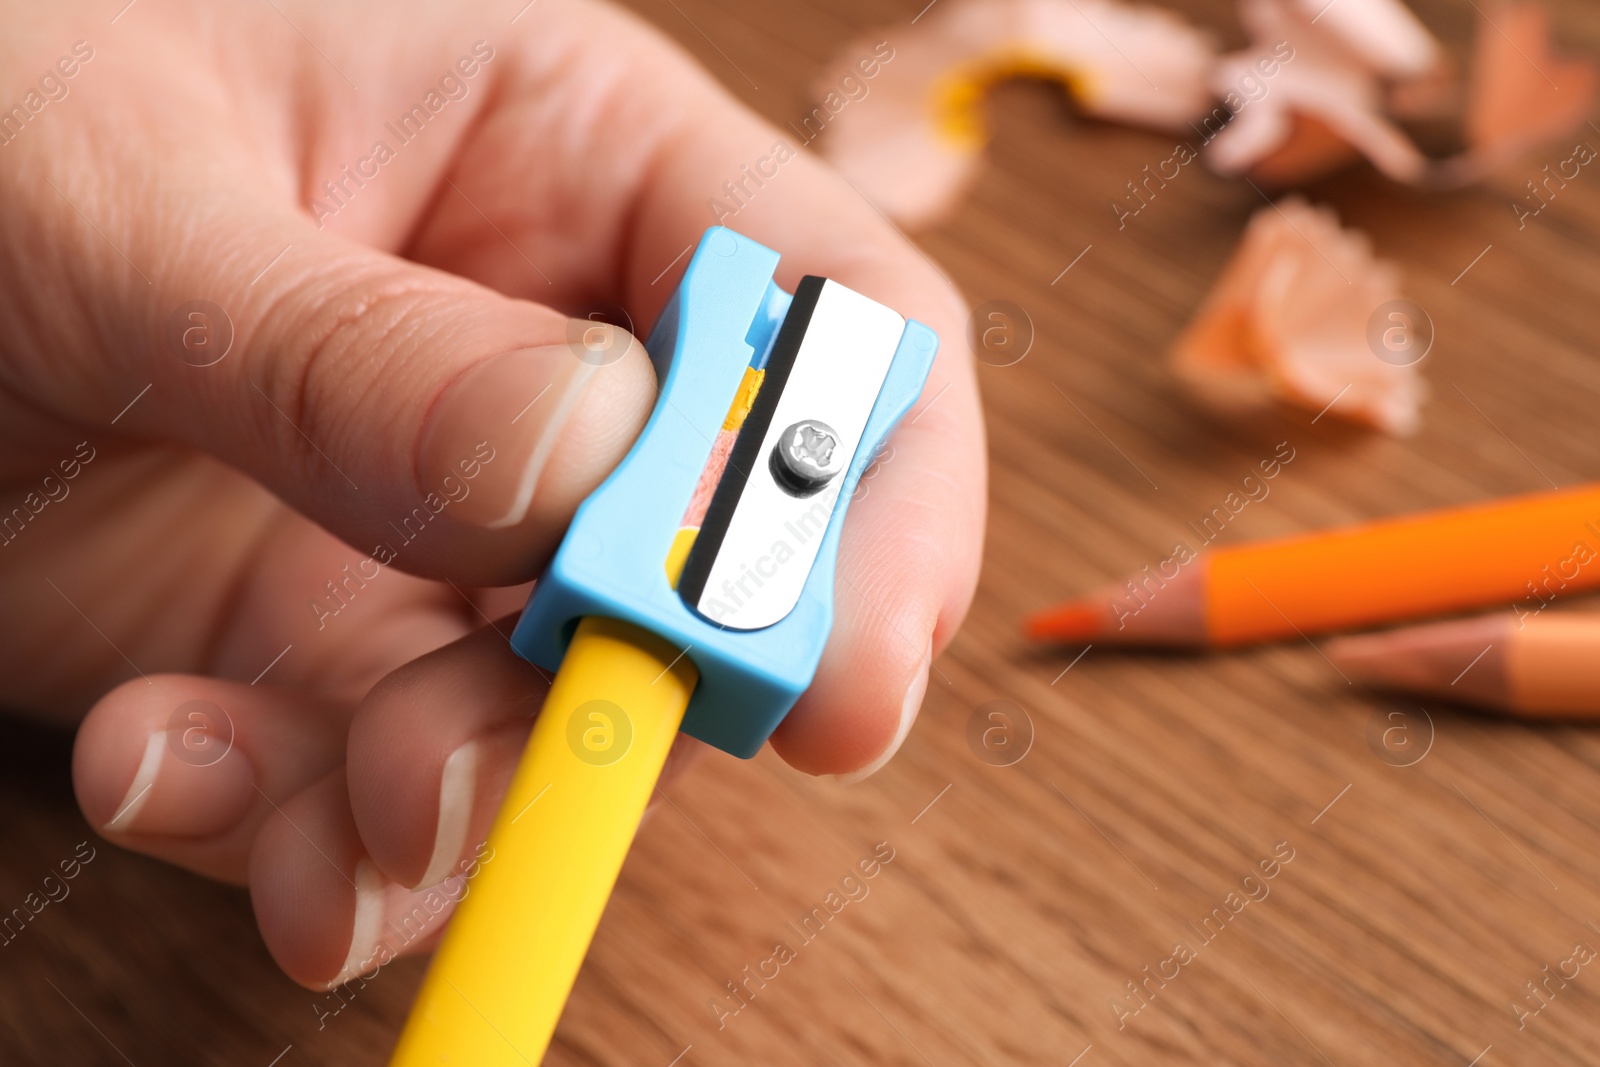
931;52;1093;150
665;526;699;588
724;366;766;431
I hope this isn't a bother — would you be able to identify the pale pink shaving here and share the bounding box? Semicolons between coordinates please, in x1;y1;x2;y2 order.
816;0;1215;228
1171;198;1425;435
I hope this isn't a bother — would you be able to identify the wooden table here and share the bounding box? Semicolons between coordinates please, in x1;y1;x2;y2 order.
9;0;1600;1063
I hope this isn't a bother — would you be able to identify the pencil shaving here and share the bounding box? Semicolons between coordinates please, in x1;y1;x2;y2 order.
1286;0;1440;80
1464;3;1598;172
1203;0;1444;186
815;0;1215;227
1209;0;1596;188
1171;198;1424;434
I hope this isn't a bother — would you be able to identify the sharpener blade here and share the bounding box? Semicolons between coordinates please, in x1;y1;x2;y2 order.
677;276;905;631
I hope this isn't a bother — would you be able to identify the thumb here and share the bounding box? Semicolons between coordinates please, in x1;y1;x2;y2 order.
77;207;656;584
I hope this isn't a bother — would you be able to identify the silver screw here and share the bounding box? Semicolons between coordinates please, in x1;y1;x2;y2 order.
771;419;843;495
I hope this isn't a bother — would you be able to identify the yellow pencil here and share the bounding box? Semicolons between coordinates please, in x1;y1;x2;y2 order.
388;617;696;1065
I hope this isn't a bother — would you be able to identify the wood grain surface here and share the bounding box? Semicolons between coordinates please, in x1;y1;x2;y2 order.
8;0;1600;1064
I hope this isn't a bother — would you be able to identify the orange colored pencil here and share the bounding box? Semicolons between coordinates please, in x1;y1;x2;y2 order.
1025;483;1600;647
1328;613;1600;719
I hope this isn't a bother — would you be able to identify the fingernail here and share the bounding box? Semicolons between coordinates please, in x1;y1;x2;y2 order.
103;733;164;831
418;335;604;529
412;740;479;890
836;640;933;784
103;730;254;837
329;858;387;989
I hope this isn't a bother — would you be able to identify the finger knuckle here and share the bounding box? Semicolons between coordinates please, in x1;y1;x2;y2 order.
261;267;450;443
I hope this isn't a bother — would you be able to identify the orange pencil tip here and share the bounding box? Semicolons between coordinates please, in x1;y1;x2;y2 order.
1023;600;1104;642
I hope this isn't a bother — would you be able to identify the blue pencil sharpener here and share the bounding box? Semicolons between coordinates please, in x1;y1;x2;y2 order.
510;226;938;757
